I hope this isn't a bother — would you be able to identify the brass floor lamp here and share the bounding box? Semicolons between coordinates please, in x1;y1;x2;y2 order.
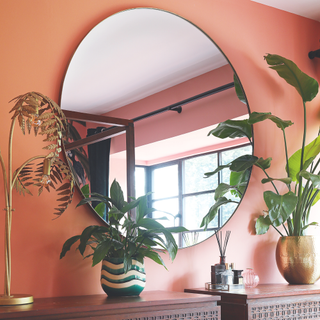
0;92;74;306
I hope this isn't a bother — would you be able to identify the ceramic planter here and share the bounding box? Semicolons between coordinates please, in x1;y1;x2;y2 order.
276;235;320;284
101;257;146;296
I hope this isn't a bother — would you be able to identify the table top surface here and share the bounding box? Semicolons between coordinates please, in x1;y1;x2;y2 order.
185;283;320;299
0;290;220;315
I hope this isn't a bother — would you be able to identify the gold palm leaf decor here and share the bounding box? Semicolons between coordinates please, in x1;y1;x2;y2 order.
0;92;75;306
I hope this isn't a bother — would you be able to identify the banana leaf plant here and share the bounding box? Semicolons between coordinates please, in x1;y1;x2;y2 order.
60;179;187;273
201;54;319;237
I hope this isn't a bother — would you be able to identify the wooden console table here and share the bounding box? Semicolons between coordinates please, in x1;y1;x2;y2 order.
0;290;220;320
185;284;320;320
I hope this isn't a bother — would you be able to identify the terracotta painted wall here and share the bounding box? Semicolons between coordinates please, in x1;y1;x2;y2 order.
1;0;320;298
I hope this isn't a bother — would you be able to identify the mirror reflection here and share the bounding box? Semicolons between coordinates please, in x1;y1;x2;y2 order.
61;8;251;248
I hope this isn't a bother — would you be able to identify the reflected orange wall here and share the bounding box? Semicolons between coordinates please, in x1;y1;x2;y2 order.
0;0;320;298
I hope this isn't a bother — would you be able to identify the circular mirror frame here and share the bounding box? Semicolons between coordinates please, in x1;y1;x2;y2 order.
60;7;252;249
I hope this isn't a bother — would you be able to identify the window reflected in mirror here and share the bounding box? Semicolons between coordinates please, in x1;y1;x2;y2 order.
135;144;252;247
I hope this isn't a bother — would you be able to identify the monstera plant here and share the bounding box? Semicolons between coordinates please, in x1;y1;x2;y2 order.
201;54;319;237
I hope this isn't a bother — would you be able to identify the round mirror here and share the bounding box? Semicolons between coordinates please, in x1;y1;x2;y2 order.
61;8;251;248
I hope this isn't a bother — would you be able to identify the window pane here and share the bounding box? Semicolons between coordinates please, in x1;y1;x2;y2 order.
184;153;218;194
221;145;252;183
135;167;146;198
221;202;238;225
152;198;180;228
183;193;216;230
152;164;178;199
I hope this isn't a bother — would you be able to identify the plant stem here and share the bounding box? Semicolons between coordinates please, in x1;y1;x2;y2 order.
272;224;284;237
282;129;291;191
261;168;280;195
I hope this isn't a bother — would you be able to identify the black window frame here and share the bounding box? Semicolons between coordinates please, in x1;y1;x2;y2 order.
135;143;251;246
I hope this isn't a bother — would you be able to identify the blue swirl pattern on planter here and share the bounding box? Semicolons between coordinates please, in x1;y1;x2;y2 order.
101;257;146;296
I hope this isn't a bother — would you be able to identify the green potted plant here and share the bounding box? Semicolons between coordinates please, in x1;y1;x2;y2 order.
200;54;320;284
60;179;187;296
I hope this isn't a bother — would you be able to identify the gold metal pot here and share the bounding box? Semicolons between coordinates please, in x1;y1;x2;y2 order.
276;235;320;284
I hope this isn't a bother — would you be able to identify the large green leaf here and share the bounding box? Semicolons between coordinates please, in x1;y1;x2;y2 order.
229;169;250;196
300;170;320;189
254;157;272;170
78;226;99;255
161;229;179;261
255;215;272;235
287;136;320;182
263;191;298;224
92;240;112;267
248;111;293;130
230;154;259;172
110;179;125;209
265;54;319;102
200;197;236;230
204;164;231;178
94;202;106;218
60;235;81;259
214;183;237;200
234;74;247;104
208;119;252;140
141;249;167;270
137;217;167;230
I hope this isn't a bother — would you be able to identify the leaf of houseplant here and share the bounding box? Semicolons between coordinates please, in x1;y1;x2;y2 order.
230;169;250;196
78;225;110;255
78;225;100;255
254;157;272;170
204;164;231;178
263;191;298;224
230;154;259;172
92;238;124;267
255;215;272;235
248;111;293;130
140;249;167;270
265;54;319;102
208;119;252;140
214;183;238;200
302;221;319;231
200;197;236;230
300;170;320;189
161;229;179;261
234;73;247;104
110;179;125;209
287;136;320;182
261;177;292;185
76;193;112;208
137;217;168;230
60;235;81;259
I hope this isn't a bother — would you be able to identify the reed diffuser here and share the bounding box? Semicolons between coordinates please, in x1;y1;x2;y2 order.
215;230;231;264
211;230;231;284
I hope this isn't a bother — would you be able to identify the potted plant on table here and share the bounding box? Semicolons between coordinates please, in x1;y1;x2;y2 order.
60;179;187;296
200;54;320;284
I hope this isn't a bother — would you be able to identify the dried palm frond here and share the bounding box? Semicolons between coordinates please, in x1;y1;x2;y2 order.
9;92;74;217
10;92;68;162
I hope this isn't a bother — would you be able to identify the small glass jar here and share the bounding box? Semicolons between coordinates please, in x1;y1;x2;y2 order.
242;268;259;288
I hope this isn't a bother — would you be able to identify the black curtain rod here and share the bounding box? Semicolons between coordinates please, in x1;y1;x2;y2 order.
132;82;234;122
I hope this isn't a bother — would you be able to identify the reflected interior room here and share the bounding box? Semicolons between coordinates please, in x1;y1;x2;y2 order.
1;0;320;319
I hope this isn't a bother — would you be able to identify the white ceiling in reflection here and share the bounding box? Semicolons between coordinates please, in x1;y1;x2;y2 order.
61;8;227;115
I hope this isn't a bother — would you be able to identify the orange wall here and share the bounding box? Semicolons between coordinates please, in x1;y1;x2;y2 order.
1;0;320;298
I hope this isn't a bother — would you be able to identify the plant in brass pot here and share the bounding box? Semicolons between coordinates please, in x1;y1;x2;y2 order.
60;179;187;296
201;54;320;284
